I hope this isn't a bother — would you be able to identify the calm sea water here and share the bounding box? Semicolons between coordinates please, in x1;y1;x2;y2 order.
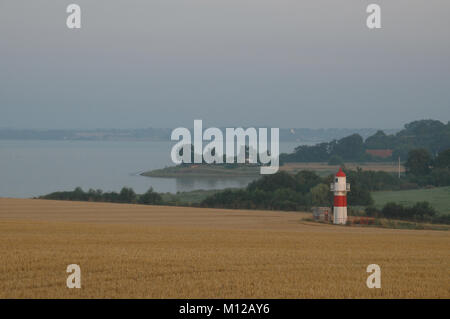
0;140;301;198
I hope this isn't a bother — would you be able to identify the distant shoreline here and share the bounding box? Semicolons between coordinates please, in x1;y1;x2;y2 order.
0;127;398;143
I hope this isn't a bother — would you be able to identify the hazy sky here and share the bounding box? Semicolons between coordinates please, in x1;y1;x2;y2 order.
1;0;449;129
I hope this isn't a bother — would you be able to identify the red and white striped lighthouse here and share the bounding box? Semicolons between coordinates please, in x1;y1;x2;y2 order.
331;168;350;224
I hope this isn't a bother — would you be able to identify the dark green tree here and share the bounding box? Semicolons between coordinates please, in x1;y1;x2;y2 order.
405;148;432;175
434;149;450;169
138;187;162;205
119;187;137;203
294;170;321;193
310;183;330;206
364;130;395;149
332;134;364;160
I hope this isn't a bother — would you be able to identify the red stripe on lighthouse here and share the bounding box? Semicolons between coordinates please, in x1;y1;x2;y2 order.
334;195;347;207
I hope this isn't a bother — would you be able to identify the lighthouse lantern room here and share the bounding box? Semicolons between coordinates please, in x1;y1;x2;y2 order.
330;168;350;224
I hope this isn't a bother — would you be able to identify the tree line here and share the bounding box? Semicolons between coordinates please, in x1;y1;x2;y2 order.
366;202;450;224
281;119;450;163
404;148;450;186
40;187;163;205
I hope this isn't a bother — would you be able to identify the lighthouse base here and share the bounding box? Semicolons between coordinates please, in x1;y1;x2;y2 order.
333;206;347;224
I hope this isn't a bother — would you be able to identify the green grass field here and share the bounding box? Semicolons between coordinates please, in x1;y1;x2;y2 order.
372;186;450;214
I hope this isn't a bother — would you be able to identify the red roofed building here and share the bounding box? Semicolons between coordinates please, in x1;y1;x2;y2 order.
365;149;393;158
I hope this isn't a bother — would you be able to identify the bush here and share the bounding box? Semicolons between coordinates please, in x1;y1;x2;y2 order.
379;201;438;222
365;206;381;218
381;202;406;219
311;183;330;206
138;187;162;205
409;201;436;220
430;168;450;186
348;207;366;217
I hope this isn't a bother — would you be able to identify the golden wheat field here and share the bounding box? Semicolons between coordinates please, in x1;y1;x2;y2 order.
0;198;448;298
